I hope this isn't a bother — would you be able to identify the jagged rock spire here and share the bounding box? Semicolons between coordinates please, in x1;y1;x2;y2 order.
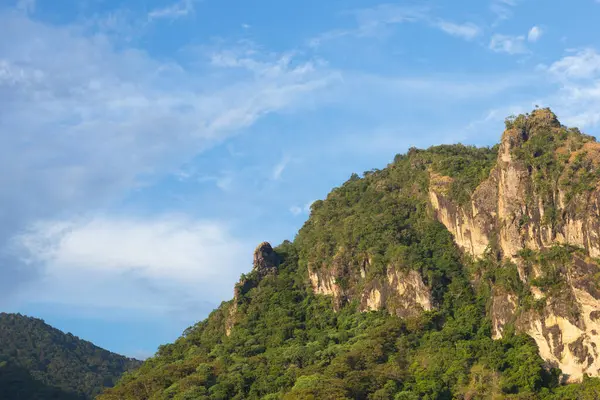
253;242;279;277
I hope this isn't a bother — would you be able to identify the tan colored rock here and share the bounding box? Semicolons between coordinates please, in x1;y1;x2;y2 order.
430;110;600;261
429;109;600;380
365;288;382;311
308;268;340;298
308;261;432;319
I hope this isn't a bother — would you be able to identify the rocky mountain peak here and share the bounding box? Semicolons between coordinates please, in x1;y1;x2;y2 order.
253;241;279;277
500;108;561;151
429;108;600;381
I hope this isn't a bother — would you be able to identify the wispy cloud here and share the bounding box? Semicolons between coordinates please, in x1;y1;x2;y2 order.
148;0;196;21
433;20;481;40
0;10;335;301
541;48;600;127
272;156;291;180
490;0;518;23
309;5;480;46
489;34;528;54
546;48;600;79
527;26;543;42
353;4;427;35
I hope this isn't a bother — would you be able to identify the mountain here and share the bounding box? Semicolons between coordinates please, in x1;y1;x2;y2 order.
429;109;600;381
0;313;141;399
100;108;600;399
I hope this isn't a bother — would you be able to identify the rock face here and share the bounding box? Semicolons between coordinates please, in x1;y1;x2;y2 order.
307;253;432;318
429;109;600;381
253;242;279;277
430;109;600;262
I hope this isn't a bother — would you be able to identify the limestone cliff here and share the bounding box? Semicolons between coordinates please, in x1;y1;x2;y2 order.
429;108;600;381
430;109;600;261
307;251;432;318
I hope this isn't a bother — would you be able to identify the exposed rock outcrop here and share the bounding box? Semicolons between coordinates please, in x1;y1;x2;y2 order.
253;242;279;277
429;109;600;381
430;109;600;261
308;254;432;318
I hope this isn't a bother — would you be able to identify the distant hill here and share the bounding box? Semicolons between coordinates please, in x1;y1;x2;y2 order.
0;313;141;399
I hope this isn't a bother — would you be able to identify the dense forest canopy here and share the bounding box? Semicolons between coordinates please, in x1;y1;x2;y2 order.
0;313;141;399
99;110;600;400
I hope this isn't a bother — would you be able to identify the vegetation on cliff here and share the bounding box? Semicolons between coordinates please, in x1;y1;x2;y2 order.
100;109;600;399
506;109;600;226
0;313;141;399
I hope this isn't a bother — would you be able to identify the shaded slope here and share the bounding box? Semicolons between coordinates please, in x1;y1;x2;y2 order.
0;359;83;400
0;313;141;399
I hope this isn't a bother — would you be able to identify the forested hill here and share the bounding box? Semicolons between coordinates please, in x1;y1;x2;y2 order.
100;109;600;399
0;313;141;399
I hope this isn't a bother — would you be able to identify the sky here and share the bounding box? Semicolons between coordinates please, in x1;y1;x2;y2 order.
1;0;600;359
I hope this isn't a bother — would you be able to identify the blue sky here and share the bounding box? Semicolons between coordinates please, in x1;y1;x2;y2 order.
1;0;600;359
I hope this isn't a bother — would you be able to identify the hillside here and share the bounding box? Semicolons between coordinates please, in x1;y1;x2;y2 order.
100;109;600;399
0;313;141;399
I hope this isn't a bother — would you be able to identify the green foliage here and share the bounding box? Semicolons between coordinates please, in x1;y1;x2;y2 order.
294;144;490;305
0;358;83;400
0;313;140;399
544;374;600;399
508;108;600;227
100;116;600;399
526;245;579;294
426;144;499;204
561;151;600;205
103;253;558;400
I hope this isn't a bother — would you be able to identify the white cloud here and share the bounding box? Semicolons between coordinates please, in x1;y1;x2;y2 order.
354;4;426;35
547;48;600;79
18;216;244;284
13;215;251;316
489;34;528;54
272;156;291;180
527;26;543;42
310;5;480;45
308;29;354;48
148;0;196;20
542;48;600;127
434;20;481;40
490;0;518;23
0;10;334;301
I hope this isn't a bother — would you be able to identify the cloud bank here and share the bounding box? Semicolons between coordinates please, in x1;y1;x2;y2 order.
0;8;334;307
